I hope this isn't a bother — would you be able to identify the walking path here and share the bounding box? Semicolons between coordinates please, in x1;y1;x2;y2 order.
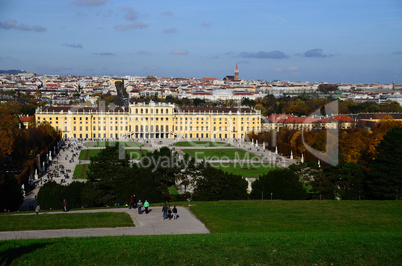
0;206;209;240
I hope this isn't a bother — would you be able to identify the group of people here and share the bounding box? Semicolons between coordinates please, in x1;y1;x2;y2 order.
129;195;179;219
129;194;150;214
162;204;178;220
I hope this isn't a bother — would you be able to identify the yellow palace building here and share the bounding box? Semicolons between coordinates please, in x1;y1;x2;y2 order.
35;102;261;140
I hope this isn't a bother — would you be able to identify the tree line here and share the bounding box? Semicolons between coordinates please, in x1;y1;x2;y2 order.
0;101;61;211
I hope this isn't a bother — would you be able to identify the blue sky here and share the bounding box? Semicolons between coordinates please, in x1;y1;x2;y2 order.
0;0;401;83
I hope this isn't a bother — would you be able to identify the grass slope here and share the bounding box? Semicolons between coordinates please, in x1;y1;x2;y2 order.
189;201;402;233
0;232;400;265
0;201;400;264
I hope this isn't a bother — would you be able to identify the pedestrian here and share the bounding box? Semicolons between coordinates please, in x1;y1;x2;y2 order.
35;204;40;215
144;200;149;214
62;199;67;212
172;206;178;220
133;194;137;208
162;203;168;219
129;195;134;209
137;200;143;214
167;206;172;220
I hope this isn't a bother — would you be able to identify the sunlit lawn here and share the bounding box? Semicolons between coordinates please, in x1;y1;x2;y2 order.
174;141;231;147
73;164;89;179
182;148;261;160
83;141;143;147
211;162;274;178
78;149;148;160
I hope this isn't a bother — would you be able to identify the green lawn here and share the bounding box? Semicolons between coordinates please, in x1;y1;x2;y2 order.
0;232;399;265
78;149;102;160
182;148;261;160
174;141;231;147
0;201;400;265
0;212;133;231
83;141;143;147
189;201;402;233
212;162;275;178
79;149;148;161
73;164;89;179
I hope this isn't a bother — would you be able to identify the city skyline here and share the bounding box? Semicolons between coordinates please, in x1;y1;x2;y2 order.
0;0;401;83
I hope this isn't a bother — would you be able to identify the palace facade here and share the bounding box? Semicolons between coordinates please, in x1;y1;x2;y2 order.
35;102;261;139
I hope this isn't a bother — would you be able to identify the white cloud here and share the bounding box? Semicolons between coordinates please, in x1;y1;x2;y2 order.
170;49;188;55
164;28;178;34
72;0;106;6
0;20;46;32
114;22;148;31
122;7;138;21
160;11;173;16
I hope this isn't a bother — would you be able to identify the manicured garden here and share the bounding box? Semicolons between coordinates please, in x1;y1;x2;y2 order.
174;141;231;147
79;149;148;160
211;162;275;178
83;141;143;147
182;148;261;160
73;164;89;179
0;201;400;264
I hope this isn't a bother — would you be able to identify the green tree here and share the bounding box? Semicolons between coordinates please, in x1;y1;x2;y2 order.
37;181;65;210
324;160;365;200
87;145;129;183
366;127;402;200
192;165;248;201
251;168;307;200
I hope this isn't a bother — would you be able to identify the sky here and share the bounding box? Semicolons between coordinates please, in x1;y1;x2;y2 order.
0;0;401;83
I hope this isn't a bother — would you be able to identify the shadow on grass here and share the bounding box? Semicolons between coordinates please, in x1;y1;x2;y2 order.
0;242;49;265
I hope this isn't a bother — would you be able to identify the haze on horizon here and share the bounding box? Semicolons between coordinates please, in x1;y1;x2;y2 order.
0;0;401;84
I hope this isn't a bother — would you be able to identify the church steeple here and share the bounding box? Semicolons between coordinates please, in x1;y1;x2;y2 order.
234;62;239;80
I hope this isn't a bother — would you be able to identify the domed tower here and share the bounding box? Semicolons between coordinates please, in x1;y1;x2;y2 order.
234;62;239;80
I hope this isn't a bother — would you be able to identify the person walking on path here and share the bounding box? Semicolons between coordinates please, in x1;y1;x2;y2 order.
162;203;168;219
167;206;172;220
172;206;178;220
62;199;67;212
137;200;143;214
129;195;134;209
144;200;149;214
35;204;40;215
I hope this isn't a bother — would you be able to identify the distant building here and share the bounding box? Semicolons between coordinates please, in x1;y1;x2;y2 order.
19;115;34;129
234;63;239;81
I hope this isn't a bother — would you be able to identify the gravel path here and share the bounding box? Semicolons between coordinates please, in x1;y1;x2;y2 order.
0;206;209;240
